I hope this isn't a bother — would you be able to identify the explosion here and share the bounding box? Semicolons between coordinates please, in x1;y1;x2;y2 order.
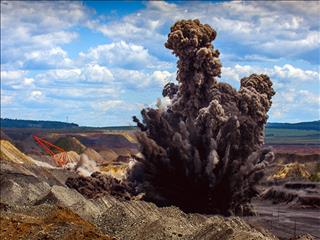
67;19;275;216
130;19;275;216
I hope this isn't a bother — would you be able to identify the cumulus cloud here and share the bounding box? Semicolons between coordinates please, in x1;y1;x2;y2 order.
271;89;320;121
150;70;175;86
1;1;89;69
23;78;34;86
1;70;35;89
34;65;173;89
298;90;320;105
111;69;176;88
1;90;15;104
80;63;114;82
222;65;259;82
1;1;89;32
1;1;319;125
92;100;124;112
23;47;74;69
1;70;26;81
89;1;320;63
79;41;171;70
29;90;44;101
47;87;119;100
273;64;319;81
221;64;319;84
86;14;166;48
35;64;114;84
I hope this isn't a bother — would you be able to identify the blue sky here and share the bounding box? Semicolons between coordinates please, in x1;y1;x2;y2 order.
1;1;319;126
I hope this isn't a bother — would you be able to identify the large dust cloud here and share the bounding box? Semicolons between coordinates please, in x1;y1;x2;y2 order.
129;19;275;215
66;19;275;216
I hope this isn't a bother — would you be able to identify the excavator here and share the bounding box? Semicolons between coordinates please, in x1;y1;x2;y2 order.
32;135;68;167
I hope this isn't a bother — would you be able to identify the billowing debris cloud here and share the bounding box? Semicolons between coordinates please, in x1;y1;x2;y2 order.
130;19;275;215
75;153;99;177
66;172;133;200
65;19;275;216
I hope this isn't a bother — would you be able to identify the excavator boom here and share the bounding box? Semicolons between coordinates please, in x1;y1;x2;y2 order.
32;135;68;167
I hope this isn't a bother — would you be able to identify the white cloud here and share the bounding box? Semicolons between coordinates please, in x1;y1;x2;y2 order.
0;70;33;89
31;31;78;47
47;87;119;100
1;95;13;104
79;41;170;70
86;18;166;46
298;90;320;105
23;78;34;86
112;69;149;87
150;70;175;86
29;90;43;101
221;64;319;84
1;90;15;105
1;1;89;69
221;64;260;82
88;1;320;63
270;88;320;120
260;32;320;57
91;100;142;114
1;1;319;125
112;69;176;88
80;64;114;82
1;1;89;31
1;70;26;80
36;64;114;84
92;100;124;112
23;47;73;69
272;64;319;81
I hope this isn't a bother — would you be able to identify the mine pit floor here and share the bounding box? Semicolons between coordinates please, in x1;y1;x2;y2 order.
245;199;320;239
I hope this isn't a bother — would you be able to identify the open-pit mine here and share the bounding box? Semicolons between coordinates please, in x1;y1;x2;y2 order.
1;19;319;240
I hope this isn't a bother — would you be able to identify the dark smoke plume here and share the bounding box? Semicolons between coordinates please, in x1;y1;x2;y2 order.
129;19;275;216
66;19;275;216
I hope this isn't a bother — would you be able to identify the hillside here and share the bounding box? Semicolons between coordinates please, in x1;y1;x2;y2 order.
0;139;35;164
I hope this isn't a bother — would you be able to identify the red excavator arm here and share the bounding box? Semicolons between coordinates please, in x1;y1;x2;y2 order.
32;135;68;167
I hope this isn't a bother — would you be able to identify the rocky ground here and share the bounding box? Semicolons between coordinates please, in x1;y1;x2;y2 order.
1;129;319;240
0;203;115;240
0;155;280;240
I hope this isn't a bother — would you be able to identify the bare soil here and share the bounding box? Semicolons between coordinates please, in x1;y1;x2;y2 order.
246;199;320;240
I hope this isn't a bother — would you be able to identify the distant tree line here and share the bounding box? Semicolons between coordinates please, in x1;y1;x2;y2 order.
1;118;318;131
0;118;79;129
266;120;320;131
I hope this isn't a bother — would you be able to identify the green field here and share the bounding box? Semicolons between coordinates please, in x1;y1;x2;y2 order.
265;128;320;144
